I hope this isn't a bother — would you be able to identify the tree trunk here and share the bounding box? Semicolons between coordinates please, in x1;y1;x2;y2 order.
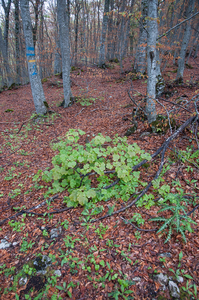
1;0;12;58
107;0;114;61
119;0;126;73
134;0;148;74
123;0;135;57
146;0;157;123
20;0;47;115
99;0;109;67
0;26;13;87
57;0;72;107
14;0;21;84
176;0;196;82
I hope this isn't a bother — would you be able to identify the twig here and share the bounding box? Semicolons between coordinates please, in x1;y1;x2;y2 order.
158;97;192;113
186;204;199;216
120;217;157;232
131;239;153;248
22;206;74;216
76;108;85;116
0;195;58;226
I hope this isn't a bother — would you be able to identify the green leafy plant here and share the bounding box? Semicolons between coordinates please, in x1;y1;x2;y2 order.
150;191;196;243
108;277;134;300
9;218;26;232
129;213;145;226
20;236;35;252
36;129;151;208
134;230;141;240
77;97;96;106
95;223;108;239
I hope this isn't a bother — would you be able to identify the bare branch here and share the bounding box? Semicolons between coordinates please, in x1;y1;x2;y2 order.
158;11;199;40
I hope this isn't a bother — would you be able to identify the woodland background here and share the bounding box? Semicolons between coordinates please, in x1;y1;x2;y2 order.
0;0;199;299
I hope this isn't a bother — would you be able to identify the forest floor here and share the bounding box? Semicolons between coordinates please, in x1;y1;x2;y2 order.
0;56;199;300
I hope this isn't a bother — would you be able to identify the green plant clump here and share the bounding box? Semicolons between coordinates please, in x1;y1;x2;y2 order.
35;129;151;208
150;190;196;243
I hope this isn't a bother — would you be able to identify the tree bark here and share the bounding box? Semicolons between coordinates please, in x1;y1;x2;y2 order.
134;0;148;74
14;0;21;84
176;0;196;82
0;26;13;87
99;0;109;67
57;0;72;107
146;0;157;123
20;0;47;115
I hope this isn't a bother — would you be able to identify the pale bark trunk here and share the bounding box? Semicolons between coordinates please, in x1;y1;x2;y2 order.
57;0;72;107
20;0;47;115
176;0;196;82
99;0;109;67
146;0;157;123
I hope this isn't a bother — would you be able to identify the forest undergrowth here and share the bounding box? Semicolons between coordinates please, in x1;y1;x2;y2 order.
0;57;199;300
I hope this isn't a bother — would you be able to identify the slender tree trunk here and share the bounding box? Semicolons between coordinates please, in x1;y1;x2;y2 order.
1;0;12;58
14;0;21;84
1;0;13;87
123;0;135;57
99;0;109;67
176;0;196;82
146;0;157;123
119;0;126;73
0;27;13;87
57;0;72;107
134;0;148;74
38;3;44;79
107;0;114;61
20;0;47;115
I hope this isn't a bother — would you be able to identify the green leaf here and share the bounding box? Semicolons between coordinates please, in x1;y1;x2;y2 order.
124;290;134;294
86;189;96;199
56;285;65;291
108;204;115;215
111;273;118;280
77;192;88;205
99;260;105;267
67;291;72;298
179;251;183;261
68;161;76;168
184;274;193;279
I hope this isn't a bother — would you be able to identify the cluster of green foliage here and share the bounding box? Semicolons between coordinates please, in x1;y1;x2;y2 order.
36;129;151;208
33;130;198;244
150;189;196;243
